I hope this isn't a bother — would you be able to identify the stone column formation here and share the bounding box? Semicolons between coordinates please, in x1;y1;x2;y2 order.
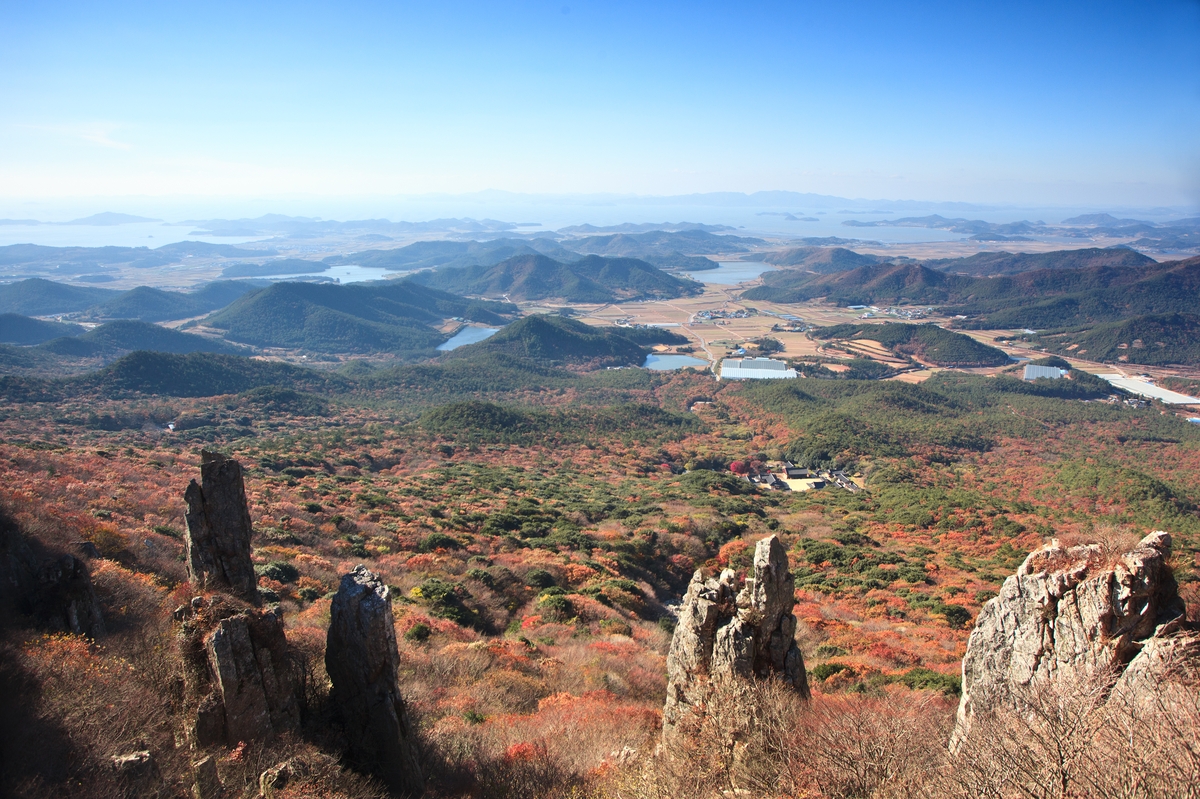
185;450;259;604
663;534;809;739
952;530;1196;749
326;565;425;798
199;608;301;746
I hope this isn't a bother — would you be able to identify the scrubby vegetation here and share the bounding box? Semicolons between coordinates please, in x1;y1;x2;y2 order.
1;287;1198;798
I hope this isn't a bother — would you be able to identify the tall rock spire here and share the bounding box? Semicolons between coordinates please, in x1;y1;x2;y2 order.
326;566;425;797
184;450;259;604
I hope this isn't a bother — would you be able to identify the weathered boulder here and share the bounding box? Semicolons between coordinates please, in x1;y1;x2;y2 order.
111;750;160;794
185;451;259;604
326;565;424;797
259;758;304;799
193;607;300;747
0;507;105;638
663;535;808;739
952;531;1190;748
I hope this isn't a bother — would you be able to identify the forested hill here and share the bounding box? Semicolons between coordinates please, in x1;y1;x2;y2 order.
743;263;956;305
743;256;1200;329
446;315;656;367
0;313;84;345
568;229;764;256
761;246;884;273
813;323;1011;367
562;229;762;269
925;247;1155;277
85;281;261;322
1033;313;1200;366
747;246;1154;282
408;253;701;302
0;278;121;315
203;279;516;354
37;320;242;358
323;237;578;272
0;278;263;320
947;256;1200;330
79;351;347;397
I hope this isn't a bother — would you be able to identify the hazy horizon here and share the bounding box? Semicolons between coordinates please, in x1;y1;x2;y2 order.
3;188;1199;251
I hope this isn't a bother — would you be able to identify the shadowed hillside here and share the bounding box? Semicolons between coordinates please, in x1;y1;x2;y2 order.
0;314;85;344
744;254;1200;330
926;247;1155;276
744;263;955;305
80;351;347;397
37;320;242;358
323;238;579;271
87;281;262;322
0;279;121;315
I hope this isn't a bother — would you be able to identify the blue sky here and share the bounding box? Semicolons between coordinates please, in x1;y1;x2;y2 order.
2;0;1199;208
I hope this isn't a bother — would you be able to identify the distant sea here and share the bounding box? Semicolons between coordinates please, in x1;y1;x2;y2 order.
1;197;1190;249
0;221;265;249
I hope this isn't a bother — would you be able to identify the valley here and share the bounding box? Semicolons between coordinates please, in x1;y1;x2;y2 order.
2;225;1199;798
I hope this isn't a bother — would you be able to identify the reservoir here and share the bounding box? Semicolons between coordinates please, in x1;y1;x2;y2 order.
684;261;776;285
437;326;500;351
260;264;394;283
643;354;709;371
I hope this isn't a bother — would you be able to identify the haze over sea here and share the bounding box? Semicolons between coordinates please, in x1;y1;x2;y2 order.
4;196;1195;250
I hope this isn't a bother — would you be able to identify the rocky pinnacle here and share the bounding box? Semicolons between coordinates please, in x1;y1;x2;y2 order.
663;534;809;739
184;451;259;604
326;565;424;797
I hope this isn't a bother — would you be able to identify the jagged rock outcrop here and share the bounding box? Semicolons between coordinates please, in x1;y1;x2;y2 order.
663;535;809;739
0;507;105;638
326;566;424;797
952;531;1193;747
184;451;259;604
187;601;300;747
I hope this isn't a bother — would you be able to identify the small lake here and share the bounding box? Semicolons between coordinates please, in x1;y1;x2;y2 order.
643;354;709;371
260;264;395;283
437;326;500;351
684;261;777;285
